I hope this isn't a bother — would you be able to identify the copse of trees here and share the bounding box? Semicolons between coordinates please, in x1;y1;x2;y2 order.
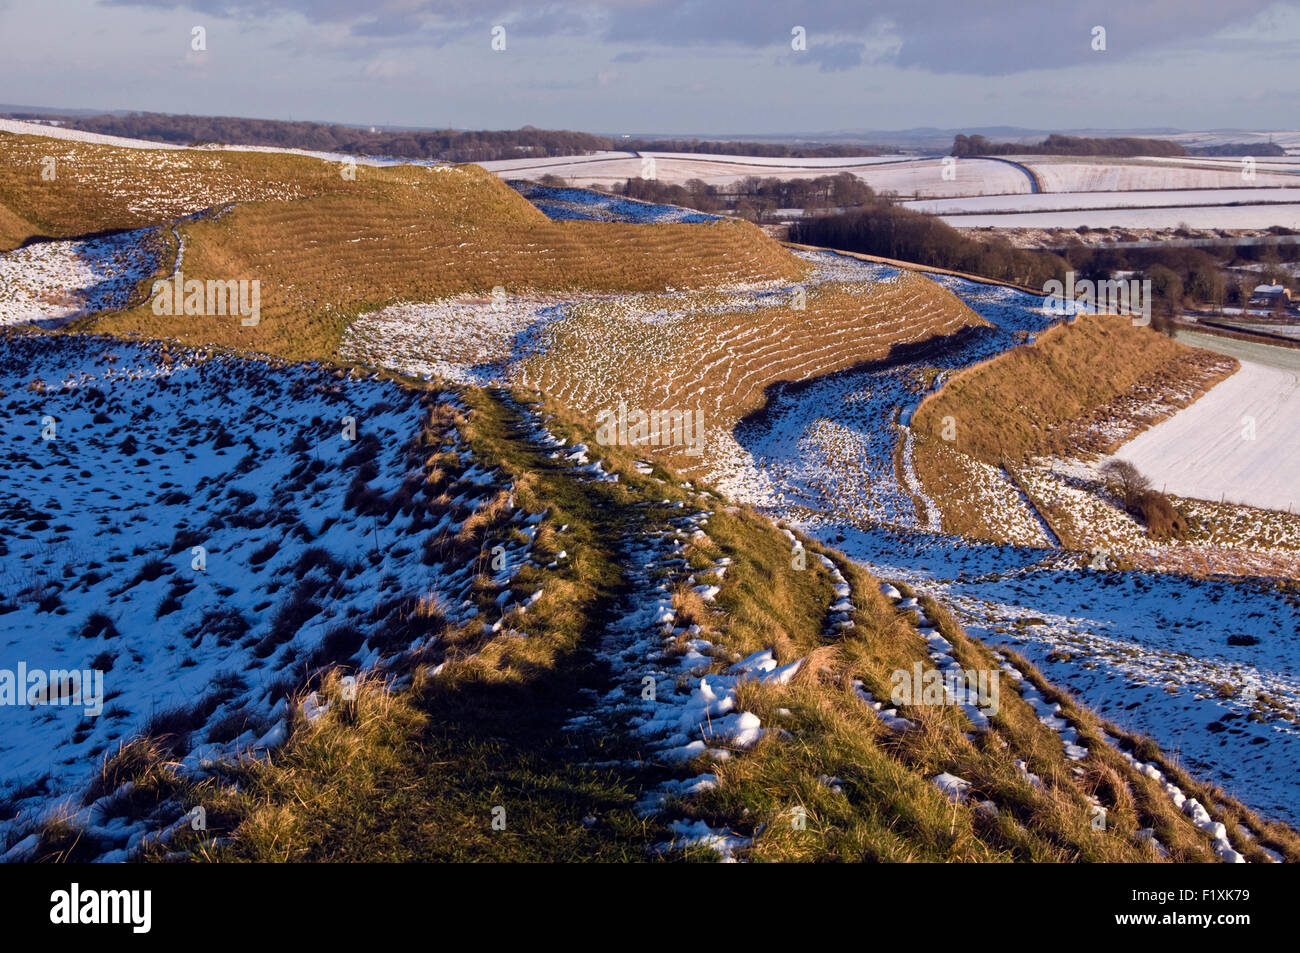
1188;142;1287;157
1100;460;1186;540
952;133;1186;158
1062;242;1251;320
788;201;1069;288
608;172;877;218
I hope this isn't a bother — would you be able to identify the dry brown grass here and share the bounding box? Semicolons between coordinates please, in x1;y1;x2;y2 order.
0;131;353;248
522;273;984;474
912;312;1237;465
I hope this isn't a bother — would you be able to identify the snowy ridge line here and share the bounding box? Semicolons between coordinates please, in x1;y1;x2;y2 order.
1103;732;1265;864
564;504;804;861
998;652;1247;863
809;510;1300;829
871;584;1006;816
993;653;1163;853
993;654;1088;762
996;652;1206;859
876;581;993;733
0;117;455;168
899;424;942;533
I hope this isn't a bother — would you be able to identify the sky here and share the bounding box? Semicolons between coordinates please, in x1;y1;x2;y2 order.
1;0;1299;135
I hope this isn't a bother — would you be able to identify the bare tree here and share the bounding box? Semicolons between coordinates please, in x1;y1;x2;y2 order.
1100;459;1150;510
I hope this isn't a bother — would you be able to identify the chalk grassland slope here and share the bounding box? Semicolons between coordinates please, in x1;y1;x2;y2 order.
0;131;352;250
909;313;1239;545
83;162;805;361
516;267;985;474
0;199;34;252
912;313;1237;466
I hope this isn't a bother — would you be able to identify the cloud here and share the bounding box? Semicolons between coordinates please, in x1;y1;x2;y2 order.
361;53;415;80
97;0;1300;75
801;40;865;72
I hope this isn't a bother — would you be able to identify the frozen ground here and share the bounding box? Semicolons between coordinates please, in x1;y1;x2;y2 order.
937;204;1300;230
813;524;1300;828
0;335;534;859
908;187;1300;215
485;153;1033;198
0;229;160;327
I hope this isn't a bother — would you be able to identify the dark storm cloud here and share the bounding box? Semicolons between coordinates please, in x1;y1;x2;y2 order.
100;0;1286;74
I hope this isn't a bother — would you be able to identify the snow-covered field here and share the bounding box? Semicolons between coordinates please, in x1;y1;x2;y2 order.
908;187;1300;215
0;335;530;860
0;229;160;327
1110;359;1300;512
485;153;1034;198
938;205;1300;230
1022;157;1299;192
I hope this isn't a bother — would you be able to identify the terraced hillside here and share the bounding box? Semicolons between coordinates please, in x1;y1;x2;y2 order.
4;333;1294;864
902;313;1300;570
912;313;1237;467
4;130;1298;860
84;162;804;360
0;130;353;250
344;252;986;478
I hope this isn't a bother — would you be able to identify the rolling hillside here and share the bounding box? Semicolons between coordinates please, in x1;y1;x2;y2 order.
3;127;1298;862
911;312;1237;465
82;160;805;361
4;333;1293;864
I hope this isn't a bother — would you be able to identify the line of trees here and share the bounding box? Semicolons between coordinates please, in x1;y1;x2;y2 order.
1188;142;1287;157
951;133;1186;157
1061;238;1300;315
6;110;891;162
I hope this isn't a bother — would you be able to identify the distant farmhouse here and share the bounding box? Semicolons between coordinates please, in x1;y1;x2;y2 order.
1248;283;1292;310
